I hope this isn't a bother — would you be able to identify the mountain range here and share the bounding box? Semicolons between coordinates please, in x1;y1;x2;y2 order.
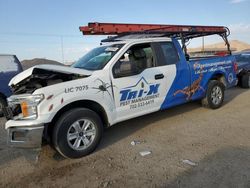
188;40;250;52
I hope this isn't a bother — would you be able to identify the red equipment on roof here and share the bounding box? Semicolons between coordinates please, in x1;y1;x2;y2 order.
79;22;231;54
79;22;228;37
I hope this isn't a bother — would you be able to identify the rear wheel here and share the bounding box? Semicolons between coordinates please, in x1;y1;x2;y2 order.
202;80;225;109
240;73;250;88
52;108;103;159
0;97;7;117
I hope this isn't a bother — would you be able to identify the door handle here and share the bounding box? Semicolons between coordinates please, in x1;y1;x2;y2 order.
155;74;164;80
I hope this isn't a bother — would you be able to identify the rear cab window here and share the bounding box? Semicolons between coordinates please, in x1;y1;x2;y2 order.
160;42;179;65
153;42;179;66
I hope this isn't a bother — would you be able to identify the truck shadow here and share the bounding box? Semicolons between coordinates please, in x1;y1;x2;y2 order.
0;88;248;165
98;102;199;151
98;87;248;152
166;146;250;188
51;99;204;160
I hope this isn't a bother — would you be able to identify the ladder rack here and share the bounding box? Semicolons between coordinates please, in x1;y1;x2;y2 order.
79;22;231;54
80;22;228;36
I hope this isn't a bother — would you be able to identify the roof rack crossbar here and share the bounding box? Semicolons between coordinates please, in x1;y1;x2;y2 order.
100;31;224;43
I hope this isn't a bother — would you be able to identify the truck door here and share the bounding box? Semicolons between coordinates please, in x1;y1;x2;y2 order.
157;40;191;109
111;42;178;123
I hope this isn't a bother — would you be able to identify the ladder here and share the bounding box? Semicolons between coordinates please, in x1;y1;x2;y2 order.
79;22;231;54
79;22;227;36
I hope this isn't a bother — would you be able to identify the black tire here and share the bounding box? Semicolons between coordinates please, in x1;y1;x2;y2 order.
241;73;250;88
52;108;103;159
201;80;225;109
0;96;7;117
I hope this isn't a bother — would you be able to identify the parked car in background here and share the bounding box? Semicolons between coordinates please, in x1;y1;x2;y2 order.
0;55;23;116
234;51;250;88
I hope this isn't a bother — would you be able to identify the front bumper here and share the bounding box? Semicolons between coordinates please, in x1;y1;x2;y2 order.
7;125;44;148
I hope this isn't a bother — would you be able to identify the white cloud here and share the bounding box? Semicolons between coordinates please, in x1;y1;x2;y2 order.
230;0;248;3
61;46;95;64
229;23;250;33
227;23;250;44
64;47;91;55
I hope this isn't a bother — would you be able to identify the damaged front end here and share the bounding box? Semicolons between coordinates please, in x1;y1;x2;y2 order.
6;65;91;120
4;65;91;150
10;66;90;94
4;92;46;149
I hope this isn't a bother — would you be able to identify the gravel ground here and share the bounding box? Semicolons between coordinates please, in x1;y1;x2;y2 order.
0;87;250;188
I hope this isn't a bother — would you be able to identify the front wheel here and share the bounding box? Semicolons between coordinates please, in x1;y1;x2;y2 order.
201;80;225;109
52;108;103;159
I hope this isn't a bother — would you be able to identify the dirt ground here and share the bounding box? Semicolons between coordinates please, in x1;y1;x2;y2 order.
0;87;250;188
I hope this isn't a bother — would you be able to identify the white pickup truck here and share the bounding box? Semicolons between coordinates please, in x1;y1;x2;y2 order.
4;24;239;159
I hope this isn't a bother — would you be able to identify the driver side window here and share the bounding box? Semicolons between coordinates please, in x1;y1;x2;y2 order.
113;43;155;78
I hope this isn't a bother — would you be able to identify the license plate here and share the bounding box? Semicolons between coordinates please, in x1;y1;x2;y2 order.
2;106;13;120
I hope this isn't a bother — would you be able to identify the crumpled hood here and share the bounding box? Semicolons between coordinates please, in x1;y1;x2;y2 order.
9;64;92;86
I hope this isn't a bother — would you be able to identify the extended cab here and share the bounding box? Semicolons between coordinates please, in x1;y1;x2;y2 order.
4;23;238;158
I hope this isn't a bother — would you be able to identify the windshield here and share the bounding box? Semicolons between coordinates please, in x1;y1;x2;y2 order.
72;44;124;70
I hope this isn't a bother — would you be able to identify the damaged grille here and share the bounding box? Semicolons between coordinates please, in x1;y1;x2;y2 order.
11;68;88;94
3;103;21;120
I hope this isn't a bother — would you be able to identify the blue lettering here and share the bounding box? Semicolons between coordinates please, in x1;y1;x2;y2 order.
128;91;137;100
120;83;160;102
147;84;160;95
120;89;131;101
138;89;144;98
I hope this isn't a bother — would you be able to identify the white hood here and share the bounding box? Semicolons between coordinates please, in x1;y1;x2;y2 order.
9;64;92;86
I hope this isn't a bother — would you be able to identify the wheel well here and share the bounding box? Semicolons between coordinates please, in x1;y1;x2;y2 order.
210;73;227;87
45;100;109;141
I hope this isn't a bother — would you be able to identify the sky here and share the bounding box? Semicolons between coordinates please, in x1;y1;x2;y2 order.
0;0;250;63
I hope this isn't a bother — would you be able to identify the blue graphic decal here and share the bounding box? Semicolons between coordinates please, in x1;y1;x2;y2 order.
160;53;238;110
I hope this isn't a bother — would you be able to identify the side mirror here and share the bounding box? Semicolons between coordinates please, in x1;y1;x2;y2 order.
185;54;190;61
